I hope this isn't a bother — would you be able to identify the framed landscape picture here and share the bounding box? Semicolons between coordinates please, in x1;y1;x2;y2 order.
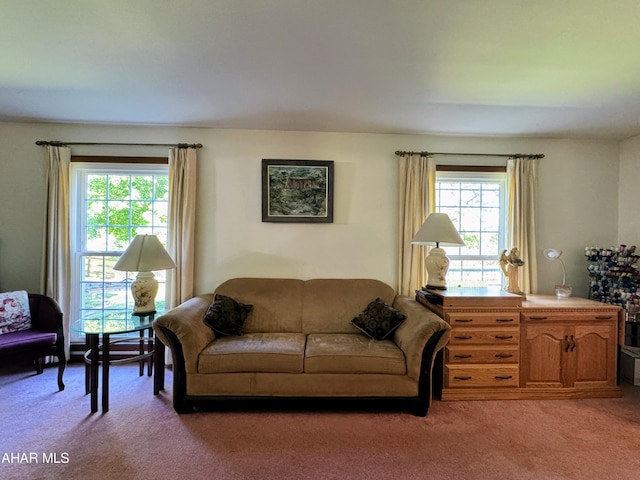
262;159;334;223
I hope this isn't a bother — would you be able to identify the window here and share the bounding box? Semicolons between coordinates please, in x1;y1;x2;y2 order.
435;170;507;288
70;162;169;341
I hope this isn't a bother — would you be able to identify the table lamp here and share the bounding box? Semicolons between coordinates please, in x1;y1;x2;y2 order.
113;234;176;313
411;213;465;290
543;248;572;297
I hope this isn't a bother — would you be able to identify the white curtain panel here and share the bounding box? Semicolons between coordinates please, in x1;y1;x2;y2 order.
165;147;197;367
41;145;72;358
167;147;197;309
397;154;436;296
507;157;538;294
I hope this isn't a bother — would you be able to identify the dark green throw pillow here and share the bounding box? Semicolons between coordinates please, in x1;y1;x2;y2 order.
203;294;253;336
351;297;407;340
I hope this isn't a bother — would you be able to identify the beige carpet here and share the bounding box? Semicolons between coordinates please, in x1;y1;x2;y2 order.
1;363;639;480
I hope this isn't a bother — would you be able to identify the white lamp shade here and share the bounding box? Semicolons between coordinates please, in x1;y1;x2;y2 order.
113;234;176;272
411;213;465;247
543;248;563;260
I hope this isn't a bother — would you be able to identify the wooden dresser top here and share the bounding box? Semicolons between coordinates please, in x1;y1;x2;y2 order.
417;287;523;308
523;294;621;311
417;288;620;312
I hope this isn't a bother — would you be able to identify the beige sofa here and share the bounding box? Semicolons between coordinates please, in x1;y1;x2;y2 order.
153;278;451;415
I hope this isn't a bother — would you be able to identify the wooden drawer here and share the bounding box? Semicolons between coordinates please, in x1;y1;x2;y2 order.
446;345;519;364
522;312;618;323
446;365;519;388
449;327;519;345
447;312;520;326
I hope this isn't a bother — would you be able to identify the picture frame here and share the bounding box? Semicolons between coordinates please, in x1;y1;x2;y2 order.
262;159;334;223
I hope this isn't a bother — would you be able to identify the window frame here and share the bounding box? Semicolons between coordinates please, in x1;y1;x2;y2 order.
435;168;508;288
69;160;169;342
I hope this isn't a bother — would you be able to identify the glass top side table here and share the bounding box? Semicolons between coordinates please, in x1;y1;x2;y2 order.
72;311;165;413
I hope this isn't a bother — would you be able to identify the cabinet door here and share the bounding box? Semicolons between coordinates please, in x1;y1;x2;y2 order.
520;324;566;388
522;321;618;389
572;324;617;388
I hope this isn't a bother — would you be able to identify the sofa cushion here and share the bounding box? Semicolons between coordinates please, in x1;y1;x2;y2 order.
304;333;406;375
302;279;397;334
203;294;253;336
214;278;304;333
351;298;407;340
0;290;32;335
198;333;306;374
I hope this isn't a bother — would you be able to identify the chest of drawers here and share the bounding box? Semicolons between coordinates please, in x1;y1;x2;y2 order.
417;288;622;401
446;311;520;389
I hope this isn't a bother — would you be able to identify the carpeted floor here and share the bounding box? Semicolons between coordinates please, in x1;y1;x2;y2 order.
1;363;639;480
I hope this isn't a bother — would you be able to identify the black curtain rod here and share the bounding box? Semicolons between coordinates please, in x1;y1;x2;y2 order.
35;140;203;149
395;150;544;159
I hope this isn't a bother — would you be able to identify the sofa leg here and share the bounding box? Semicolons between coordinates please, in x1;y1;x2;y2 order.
174;401;194;414
412;398;429;417
413;405;428;417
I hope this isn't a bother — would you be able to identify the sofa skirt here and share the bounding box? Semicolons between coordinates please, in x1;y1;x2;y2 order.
186;372;418;397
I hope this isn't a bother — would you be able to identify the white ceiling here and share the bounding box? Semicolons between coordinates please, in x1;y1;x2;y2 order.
3;0;640;140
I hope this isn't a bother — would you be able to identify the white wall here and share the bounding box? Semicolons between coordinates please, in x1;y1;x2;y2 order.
0;122;621;299
619;134;640;245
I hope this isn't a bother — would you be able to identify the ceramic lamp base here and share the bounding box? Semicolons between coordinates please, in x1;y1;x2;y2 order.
425;247;450;290
131;271;159;313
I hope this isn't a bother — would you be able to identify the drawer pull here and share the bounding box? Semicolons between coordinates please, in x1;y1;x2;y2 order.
529;316;547;320
496;318;514;323
454;354;473;359
595;316;613;320
495;335;513;340
453;376;472;381
564;335;577;353
454;318;473;323
495;375;513;380
454;335;473;340
495;353;513;358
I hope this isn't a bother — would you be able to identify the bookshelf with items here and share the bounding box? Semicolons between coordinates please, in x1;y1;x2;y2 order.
585;246;640;381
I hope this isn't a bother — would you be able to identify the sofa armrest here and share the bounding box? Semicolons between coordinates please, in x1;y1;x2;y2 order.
153;294;215;374
392;295;451;381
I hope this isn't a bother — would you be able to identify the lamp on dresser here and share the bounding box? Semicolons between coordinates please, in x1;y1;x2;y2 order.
113;234;176;313
543;248;572;297
411;212;465;290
